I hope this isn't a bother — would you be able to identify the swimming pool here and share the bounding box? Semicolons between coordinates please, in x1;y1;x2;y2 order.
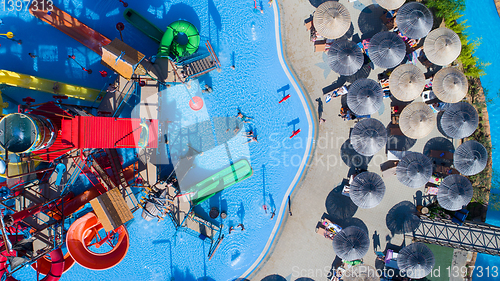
1;0;314;280
462;1;500;280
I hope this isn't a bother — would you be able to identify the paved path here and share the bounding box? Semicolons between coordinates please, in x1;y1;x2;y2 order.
249;0;462;280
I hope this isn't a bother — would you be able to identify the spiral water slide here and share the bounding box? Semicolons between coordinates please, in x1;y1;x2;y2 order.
66;212;129;270
0;247;64;281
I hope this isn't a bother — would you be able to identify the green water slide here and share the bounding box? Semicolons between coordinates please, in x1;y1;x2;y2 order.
191;159;253;205
157;20;200;59
123;8;164;43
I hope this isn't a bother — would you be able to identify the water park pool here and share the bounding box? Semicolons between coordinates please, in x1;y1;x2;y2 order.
462;1;500;280
1;0;313;280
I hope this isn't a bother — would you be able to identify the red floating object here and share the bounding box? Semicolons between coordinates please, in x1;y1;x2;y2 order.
99;70;108;77
279;94;290;103
189;96;204;111
290;129;301;139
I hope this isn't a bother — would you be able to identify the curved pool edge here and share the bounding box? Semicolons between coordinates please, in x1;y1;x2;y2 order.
239;1;318;279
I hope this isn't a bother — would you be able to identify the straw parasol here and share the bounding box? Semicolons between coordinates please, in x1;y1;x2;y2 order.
332;226;370;261
350;172;386;209
454;140;488;176
347;78;384;116
423;27;462;66
327;40;364;76
386;201;420;234
432;67;468;103
375;0;405;10
367;31;406;69
399;102;436;139
396;152;433;188
342;265;380;281
351;119;387;156
389;64;426;102
440;102;478;139
314;1;351;39
438;174;473;211
398;243;435;279
395;2;433;39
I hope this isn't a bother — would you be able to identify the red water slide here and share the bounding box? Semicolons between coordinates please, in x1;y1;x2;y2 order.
29;0;111;56
66;212;129;270
0;248;64;281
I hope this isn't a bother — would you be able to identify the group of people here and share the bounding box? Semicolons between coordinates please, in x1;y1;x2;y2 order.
339;107;356;121
236;111;258;143
229;223;245;234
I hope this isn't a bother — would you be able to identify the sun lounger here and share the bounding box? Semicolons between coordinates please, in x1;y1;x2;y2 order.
316;227;335;240
435;165;459;175
425;185;439;195
315;40;327;52
389;126;403;135
385;249;399;269
305;20;312;31
387;150;409;161
342;185;350;197
429;150;454;159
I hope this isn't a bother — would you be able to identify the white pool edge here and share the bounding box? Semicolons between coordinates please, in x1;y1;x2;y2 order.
239;1;316;279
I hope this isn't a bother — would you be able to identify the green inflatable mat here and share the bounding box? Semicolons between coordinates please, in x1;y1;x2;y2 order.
191;159;253;205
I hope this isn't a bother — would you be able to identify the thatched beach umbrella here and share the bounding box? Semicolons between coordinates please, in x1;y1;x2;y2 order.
350;172;386;209
314;1;351;39
399;102;436;139
454;140;488;176
396;152;433;188
424;27;462;66
386;201;421;234
327;40;364;76
375;0;405;10
332;226;370;261
351;119;387;156
432;67;468;103
347;78;384;115
398;243;435;279
367;31;406;69
438;174;473;211
343;265;380;281
395;2;433;39
389;64;426;102
440;102;478;139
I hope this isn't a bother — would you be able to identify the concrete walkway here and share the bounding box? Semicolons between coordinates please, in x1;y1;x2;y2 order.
249;0;462;280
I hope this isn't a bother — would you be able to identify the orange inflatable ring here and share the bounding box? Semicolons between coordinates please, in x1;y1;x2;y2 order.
189;96;204;111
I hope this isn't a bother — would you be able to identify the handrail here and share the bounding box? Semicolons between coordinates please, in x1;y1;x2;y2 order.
113;81;136;117
205;40;220;68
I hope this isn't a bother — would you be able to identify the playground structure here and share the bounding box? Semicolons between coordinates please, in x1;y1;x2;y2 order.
0;0;232;278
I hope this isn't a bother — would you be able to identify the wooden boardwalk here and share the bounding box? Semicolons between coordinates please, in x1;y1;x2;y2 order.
411;216;500;256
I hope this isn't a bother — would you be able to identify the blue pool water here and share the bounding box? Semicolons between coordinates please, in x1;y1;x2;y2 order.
462;1;500;280
1;0;313;280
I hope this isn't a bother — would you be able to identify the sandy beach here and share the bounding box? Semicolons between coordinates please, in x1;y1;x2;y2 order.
248;0;472;280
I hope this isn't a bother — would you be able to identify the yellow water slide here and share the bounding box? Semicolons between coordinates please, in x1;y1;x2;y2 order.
0;70;101;102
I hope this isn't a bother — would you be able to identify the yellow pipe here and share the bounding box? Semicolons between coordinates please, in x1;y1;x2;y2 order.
0;70;101;102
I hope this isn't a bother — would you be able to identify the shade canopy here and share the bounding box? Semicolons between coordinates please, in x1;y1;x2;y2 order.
440;102;478;139
327;40;364;76
432;67;468;103
375;0;405;10
399;102;436;139
438;174;473;211
424;27;462;66
332;226;370;261
314;1;351;39
351;119;388;156
342;265;380;281
367;31;406;69
347;78;384;115
395;2;433;39
386;201;420;234
454;140;488;176
389;64;426;102
350;172;386;209
396;152;433;188
398;243;435;279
